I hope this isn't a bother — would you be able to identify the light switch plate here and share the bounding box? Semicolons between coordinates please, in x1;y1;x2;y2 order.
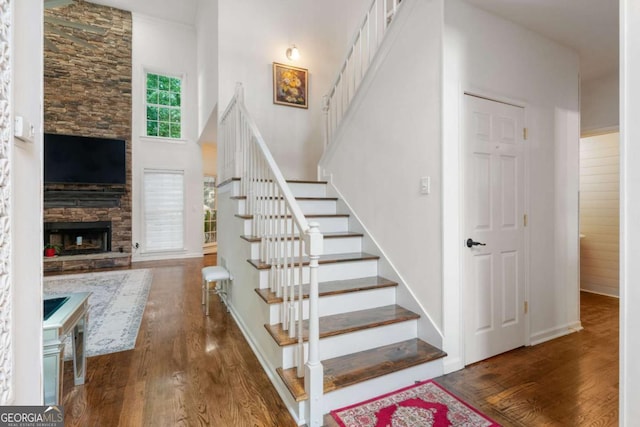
420;176;431;195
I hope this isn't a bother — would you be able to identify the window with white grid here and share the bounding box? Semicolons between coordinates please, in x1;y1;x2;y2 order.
145;72;182;139
143;170;184;251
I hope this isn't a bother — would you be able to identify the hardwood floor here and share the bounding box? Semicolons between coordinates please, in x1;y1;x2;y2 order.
435;291;619;427
59;256;618;427
60;255;297;427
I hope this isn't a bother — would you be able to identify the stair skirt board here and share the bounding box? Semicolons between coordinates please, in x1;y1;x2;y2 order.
264;286;397;324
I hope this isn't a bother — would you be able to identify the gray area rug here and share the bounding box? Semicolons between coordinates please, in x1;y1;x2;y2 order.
44;269;153;358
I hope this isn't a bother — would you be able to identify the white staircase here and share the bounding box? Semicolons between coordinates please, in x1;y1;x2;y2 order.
218;177;446;425
216;1;445;424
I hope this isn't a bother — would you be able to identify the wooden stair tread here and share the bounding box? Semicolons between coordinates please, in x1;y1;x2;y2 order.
235;213;348;220
248;252;379;270
241;231;363;243
277;339;447;401
255;276;397;304
265;305;418;347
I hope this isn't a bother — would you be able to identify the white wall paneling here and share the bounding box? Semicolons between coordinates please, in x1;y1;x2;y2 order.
579;132;619;297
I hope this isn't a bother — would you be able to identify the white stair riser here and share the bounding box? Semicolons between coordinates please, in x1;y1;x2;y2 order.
318;287;396;317
288;182;327;198
248;236;362;258
321;361;443;415
280;320;418;369
257;260;379;289
238;182;327;198
266;286;397;324
236;199;337;216
241;216;349;234
323;236;362;254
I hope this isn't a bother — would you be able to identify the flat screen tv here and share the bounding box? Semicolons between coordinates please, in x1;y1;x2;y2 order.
44;133;126;185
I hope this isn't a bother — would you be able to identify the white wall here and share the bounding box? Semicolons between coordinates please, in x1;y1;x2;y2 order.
579;132;620;297
620;0;640;423
218;0;370;180
581;72;619;135
443;0;581;369
196;0;218;140
131;14;204;261
202;144;217;176
11;0;44;403
319;0;444;336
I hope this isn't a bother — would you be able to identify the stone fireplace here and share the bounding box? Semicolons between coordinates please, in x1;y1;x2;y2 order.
43;2;132;272
43;193;132;272
44;221;112;256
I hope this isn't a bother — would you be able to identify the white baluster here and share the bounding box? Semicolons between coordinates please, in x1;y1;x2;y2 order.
296;236;305;377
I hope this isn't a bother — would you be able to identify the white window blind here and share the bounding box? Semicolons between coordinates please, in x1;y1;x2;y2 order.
144;170;184;251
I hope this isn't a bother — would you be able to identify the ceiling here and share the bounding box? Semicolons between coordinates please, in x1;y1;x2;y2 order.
85;0;618;83
463;0;619;82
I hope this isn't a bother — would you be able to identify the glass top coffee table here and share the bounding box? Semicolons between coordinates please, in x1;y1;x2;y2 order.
43;292;90;405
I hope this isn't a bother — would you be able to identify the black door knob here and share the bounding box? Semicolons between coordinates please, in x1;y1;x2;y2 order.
466;238;486;248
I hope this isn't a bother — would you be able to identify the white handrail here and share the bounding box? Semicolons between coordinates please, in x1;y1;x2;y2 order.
323;0;404;147
219;83;324;427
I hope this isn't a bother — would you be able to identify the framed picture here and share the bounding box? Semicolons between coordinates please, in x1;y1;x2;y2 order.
273;62;308;109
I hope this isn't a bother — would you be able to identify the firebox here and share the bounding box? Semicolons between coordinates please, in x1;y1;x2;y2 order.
44;221;112;256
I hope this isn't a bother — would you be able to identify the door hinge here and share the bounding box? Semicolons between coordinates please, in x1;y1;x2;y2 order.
524;301;528;314
524;214;528;227
523;128;528;140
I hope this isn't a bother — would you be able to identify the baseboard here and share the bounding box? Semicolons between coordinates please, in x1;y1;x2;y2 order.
530;321;583;346
442;356;464;374
131;251;202;262
580;285;619;298
225;302;306;426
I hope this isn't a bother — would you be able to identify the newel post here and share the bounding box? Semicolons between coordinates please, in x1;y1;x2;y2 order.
305;222;324;427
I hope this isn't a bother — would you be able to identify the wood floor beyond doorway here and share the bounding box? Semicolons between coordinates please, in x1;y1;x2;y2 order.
435;291;618;426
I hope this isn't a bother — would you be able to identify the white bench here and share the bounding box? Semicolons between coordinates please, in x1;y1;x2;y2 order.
201;266;232;315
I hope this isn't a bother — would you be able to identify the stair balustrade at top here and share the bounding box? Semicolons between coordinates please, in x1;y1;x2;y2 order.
219;83;325;426
323;0;404;147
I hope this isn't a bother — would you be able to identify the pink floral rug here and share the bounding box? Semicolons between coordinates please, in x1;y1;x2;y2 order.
330;379;500;427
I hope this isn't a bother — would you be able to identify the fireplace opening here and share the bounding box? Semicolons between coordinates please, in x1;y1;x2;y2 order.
44;221;112;256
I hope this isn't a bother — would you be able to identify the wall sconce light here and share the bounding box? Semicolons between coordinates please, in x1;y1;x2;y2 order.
286;45;300;61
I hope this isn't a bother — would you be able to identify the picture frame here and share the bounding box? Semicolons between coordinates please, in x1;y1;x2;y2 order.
273;62;308;109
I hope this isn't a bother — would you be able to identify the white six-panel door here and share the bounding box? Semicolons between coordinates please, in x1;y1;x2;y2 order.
464;94;526;365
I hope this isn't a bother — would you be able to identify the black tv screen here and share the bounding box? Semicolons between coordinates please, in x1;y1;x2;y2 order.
44;133;126;185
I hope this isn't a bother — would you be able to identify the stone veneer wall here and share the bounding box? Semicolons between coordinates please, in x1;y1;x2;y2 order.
44;1;132;256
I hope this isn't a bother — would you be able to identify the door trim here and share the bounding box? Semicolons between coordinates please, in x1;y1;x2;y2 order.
460;92;531;365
